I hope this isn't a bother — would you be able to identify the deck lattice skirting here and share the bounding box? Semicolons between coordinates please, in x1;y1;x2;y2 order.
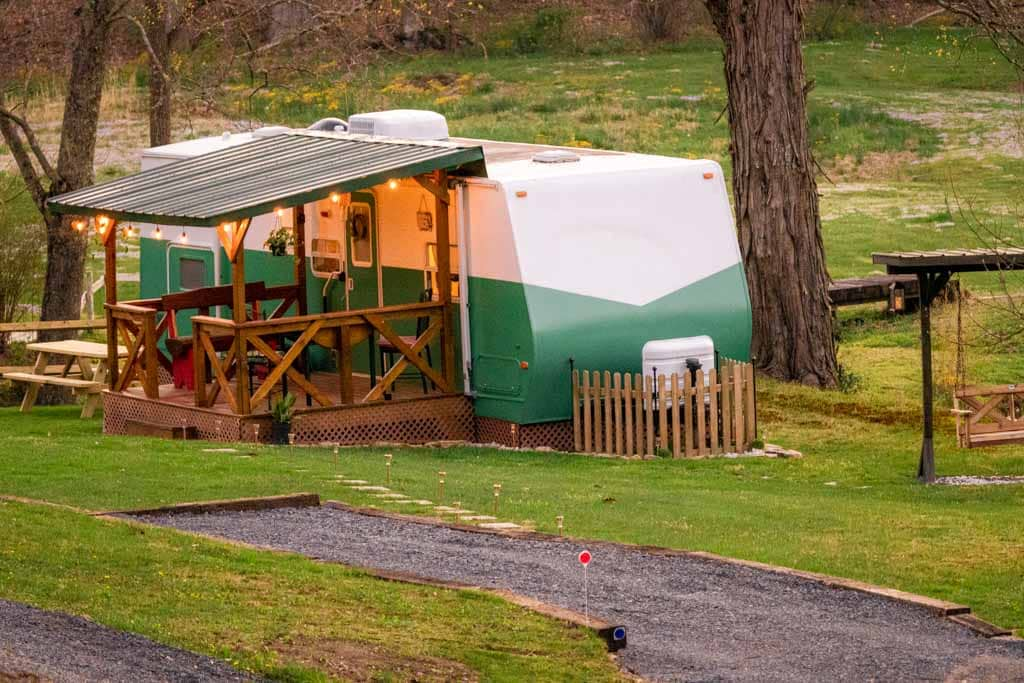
103;391;476;445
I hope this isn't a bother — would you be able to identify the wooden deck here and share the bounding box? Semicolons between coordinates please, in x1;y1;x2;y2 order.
122;371;441;416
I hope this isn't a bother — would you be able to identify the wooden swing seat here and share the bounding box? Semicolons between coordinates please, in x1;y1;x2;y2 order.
953;383;1024;448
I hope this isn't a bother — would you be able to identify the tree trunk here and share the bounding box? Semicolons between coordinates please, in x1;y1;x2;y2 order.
145;0;173;147
41;0;117;340
705;0;838;388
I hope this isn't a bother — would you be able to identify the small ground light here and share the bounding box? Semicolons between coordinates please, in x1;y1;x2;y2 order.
385;453;392;484
556;515;564;536
493;483;502;515
438;471;446;501
334;446;340;470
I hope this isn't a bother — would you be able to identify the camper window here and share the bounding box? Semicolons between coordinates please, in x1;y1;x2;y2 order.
311;237;342;277
179;257;207;290
425;242;459;301
349;204;372;267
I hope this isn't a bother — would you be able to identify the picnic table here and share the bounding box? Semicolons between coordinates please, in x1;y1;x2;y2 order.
2;340;128;418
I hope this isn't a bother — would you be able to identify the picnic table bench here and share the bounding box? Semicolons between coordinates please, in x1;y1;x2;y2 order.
2;340;128;418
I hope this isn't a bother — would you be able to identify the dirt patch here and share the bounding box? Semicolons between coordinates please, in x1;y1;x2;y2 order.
828;151;921;181
273;637;477;682
0;674;50;683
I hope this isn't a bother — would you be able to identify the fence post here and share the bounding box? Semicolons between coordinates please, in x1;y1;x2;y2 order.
572;369;582;452
141;310;159;399
709;368;720;455
721;360;732;453
733;363;744;451
745;363;756;450
592;371;603;453
671;373;681;459
695;369;707;456
635;373;645;456
582;371;592;453
644;374;654;458
624;373;634;457
613;372;623;456
683;370;694;457
604;370;613;454
657;374;667;454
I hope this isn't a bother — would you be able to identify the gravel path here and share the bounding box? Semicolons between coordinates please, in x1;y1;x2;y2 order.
0;599;252;682
138;506;1024;682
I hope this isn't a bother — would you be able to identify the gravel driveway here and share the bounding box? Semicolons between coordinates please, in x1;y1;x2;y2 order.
0;599;252;682
140;506;1024;683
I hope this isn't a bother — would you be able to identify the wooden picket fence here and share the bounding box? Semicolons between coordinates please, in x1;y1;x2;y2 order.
571;360;756;458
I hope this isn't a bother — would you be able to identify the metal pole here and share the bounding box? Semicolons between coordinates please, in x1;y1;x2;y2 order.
918;272;936;483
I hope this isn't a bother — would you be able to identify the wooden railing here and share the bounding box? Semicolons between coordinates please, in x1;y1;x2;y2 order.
191;301;447;415
107;303;170;399
571;360;756;458
104;282;301;398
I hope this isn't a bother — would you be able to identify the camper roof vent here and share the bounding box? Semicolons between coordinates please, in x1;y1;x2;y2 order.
252;126;291;139
347;110;449;140
532;149;580;164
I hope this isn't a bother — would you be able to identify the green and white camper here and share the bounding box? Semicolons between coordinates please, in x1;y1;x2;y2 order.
135;110;751;430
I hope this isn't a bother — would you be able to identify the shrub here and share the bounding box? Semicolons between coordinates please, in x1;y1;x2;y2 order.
508;7;573;55
631;0;685;42
0;218;45;354
805;0;861;42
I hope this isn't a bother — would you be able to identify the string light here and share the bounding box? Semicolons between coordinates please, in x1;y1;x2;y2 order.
96;215;109;235
179;230;188;243
388;179;399;190
72;220;86;232
153;226;163;240
220;222;234;234
330;192;341;203
275;208;285;217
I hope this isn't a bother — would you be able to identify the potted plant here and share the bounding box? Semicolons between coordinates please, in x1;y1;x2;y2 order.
264;224;294;256
270;392;296;445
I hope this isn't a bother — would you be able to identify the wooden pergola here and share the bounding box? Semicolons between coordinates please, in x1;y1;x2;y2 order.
872;249;1024;482
47;132;486;416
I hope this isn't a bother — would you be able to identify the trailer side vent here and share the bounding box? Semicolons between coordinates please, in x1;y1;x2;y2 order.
532;150;580;164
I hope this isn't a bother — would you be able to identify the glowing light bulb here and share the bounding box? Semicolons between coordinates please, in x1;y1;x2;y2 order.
275;208;285;217
179;231;188;243
153;227;163;240
330;192;341;203
388;179;399;190
221;222;233;233
72;220;85;232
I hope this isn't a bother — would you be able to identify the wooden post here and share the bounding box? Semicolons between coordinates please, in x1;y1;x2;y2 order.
721;360;732;452
193;321;206;407
733;363;744;450
604;370;613;453
624;373;634;456
572;369;582;452
745;363;756;446
294;205;308;316
644;375;654;458
232;245;251;415
613;372;622;456
635;374;645;456
103;219;118;390
695;370;706;456
337;326;353;404
671;373;681;459
683;371;694;457
582;370;591;453
593;371;603;453
434;170;455;393
657;374;668;453
709;369;720;454
141;310;158;399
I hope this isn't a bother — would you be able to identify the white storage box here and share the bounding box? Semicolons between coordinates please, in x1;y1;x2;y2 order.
642;335;715;388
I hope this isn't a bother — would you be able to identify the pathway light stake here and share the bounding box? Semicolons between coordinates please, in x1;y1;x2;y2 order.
385;453;393;484
493;483;502;515
334;446;340;471
254;424;260;445
437;471;446;501
557;515;564;536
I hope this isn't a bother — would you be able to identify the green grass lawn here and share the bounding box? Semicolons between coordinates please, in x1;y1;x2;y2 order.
0;497;619;682
2;396;1023;640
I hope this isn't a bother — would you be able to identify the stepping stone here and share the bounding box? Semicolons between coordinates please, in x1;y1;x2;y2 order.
433;506;461;513
458;515;496;521
341;479;369;485
350;486;391;492
479;522;521;530
202;448;238;453
374;493;409;499
411;500;434;505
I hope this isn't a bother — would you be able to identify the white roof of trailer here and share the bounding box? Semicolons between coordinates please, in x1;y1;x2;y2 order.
142;129;719;182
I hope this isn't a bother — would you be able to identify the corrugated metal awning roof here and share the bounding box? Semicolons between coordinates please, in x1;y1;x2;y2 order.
48;131;486;227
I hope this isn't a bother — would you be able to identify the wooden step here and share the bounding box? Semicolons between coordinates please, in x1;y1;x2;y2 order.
968;429;1024;447
124;420;198;440
1;372;100;391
